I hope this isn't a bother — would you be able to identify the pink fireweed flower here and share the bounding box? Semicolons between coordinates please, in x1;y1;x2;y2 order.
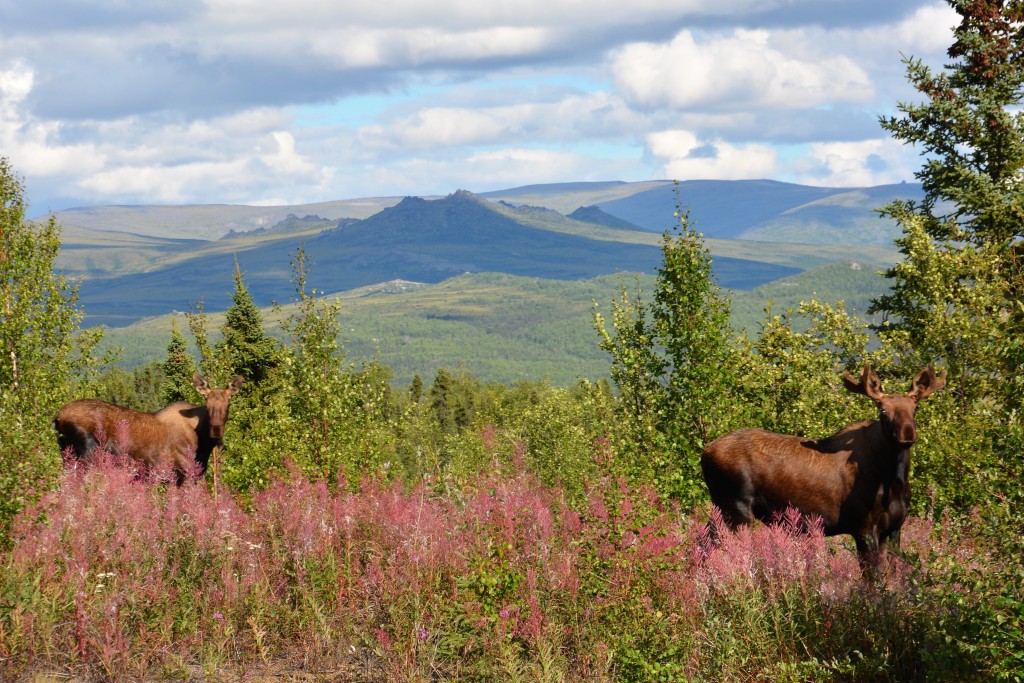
374;628;392;650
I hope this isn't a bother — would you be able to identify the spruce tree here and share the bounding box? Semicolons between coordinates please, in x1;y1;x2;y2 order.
162;320;197;403
874;0;1024;386
871;0;1024;511
218;260;279;386
409;374;423;403
429;368;455;435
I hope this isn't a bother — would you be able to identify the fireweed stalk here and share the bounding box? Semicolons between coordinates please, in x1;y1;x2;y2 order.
0;450;990;681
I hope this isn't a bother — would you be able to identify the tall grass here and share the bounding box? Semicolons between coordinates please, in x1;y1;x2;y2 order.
0;452;1000;682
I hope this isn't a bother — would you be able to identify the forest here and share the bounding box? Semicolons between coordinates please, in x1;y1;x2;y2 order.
1;2;1023;681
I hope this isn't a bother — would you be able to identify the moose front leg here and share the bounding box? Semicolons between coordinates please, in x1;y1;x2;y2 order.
855;530;883;578
882;528;902;551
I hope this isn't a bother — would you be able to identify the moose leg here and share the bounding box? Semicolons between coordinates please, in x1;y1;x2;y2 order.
718;498;755;528
56;423;97;460
701;463;756;529
855;531;882;578
882;528;902;551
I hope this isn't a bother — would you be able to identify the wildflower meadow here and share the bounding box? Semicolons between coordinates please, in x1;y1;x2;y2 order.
1;450;1014;682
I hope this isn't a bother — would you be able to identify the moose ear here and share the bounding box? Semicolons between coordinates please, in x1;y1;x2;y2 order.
227;375;244;395
842;364;884;401
193;374;211;396
910;365;947;402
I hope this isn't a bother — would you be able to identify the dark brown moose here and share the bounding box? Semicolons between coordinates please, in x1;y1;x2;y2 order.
53;374;243;484
700;364;946;567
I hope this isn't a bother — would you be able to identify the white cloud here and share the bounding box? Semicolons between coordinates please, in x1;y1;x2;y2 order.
308;27;558;68
357;108;510;150
202;0;766;32
0;59;334;206
0;60;32;108
0;61;105;178
894;3;958;54
791;138;918;187
354;146;640;196
647;129;779;179
0;1;946;209
354;91;642;152
76;130;331;206
613;28;873;111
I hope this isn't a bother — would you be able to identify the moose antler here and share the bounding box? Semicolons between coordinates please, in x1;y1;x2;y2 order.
909;364;947;402
842;363;884;401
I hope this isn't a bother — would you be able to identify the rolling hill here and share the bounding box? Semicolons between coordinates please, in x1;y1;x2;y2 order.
54;197;406;240
102;261;893;387
586;180;924;244
54;178;914;383
73;189;800;327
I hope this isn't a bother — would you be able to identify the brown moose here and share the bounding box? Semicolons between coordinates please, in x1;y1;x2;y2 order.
53;374;243;484
700;364;946;567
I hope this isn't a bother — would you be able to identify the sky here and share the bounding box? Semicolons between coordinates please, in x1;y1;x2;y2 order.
0;0;957;215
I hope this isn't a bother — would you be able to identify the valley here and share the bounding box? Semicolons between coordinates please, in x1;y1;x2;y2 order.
60;178;912;384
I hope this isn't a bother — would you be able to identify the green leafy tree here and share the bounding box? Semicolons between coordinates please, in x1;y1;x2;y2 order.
514;386;599;504
0;157;105;540
95;362;166;411
733;300;878;439
593;278;663;480
594;201;737;505
276;247;395;486
186;300;224;380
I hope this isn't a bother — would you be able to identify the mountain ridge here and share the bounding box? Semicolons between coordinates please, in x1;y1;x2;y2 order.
56;179;915;328
76;189;799;327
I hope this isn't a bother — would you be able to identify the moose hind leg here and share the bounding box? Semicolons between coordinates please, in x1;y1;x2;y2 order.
56;424;96;460
702;462;755;526
705;479;756;532
717;496;755;528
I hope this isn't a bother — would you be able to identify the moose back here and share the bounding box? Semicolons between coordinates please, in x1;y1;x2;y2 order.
53;374;243;484
700;364;945;565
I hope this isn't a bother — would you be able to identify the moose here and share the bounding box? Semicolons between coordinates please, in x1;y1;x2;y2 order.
53;374;243;485
700;363;946;567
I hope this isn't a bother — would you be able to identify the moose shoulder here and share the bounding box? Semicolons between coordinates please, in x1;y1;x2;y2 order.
700;364;945;566
53;374;243;484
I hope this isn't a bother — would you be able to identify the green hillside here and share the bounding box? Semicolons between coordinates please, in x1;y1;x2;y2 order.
102;272;633;386
101;262;890;387
728;259;891;334
62;180;906;356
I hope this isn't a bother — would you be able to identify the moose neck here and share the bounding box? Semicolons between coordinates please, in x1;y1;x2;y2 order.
893;446;911;487
193;407;219;470
873;418;913;487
